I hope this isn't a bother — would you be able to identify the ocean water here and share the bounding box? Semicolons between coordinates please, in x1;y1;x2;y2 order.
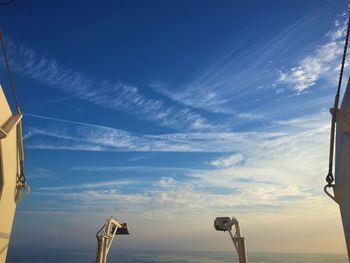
7;250;348;263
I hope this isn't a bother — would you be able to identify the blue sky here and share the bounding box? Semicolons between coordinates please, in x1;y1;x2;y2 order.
1;0;350;255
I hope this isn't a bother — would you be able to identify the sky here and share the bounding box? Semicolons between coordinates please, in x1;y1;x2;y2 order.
1;0;350;256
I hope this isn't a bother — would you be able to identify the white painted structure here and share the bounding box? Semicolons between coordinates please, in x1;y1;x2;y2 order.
95;217;129;263
0;85;25;263
333;78;350;259
214;217;248;263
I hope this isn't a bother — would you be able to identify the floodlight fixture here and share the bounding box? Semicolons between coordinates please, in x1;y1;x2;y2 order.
214;216;247;263
95;217;129;263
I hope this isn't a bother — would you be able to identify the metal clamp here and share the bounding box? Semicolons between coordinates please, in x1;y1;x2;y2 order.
324;184;337;203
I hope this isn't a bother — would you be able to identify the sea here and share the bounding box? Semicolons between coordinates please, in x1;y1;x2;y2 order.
6;250;348;263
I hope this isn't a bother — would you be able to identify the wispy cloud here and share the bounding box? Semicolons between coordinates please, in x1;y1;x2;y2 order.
32;168;326;218
26;111;331;216
210;153;244;168
150;15;348;129
24;109;332;225
277;18;348;92
72;165;199;173
24;113;283;152
27;167;54;179
189;113;330;194
151;16;319;116
5;39;218;131
23;110;338;252
39;179;135;191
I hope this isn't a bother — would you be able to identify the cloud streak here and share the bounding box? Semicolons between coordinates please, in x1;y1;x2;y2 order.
152;16;319;115
278;18;348;92
5;40;218;132
210;153;244;168
149;15;348;130
26;111;331;214
40;179;135;191
24;113;284;152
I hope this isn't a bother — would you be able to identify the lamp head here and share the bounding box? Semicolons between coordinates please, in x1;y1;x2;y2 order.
116;223;129;235
214;217;233;232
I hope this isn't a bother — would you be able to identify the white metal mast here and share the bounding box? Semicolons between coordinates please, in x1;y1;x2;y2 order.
325;78;350;260
214;217;248;263
0;32;29;263
324;15;350;261
95;217;129;263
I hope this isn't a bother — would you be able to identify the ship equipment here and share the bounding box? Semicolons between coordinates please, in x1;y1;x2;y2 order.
324;15;350;261
95;217;129;263
214;217;247;263
0;32;29;263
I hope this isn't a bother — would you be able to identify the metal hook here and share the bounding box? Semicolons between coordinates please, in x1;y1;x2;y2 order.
324;184;337;203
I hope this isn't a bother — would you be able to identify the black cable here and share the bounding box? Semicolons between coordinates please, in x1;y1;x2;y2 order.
0;0;14;6
336;17;350;97
326;16;350;186
0;31;20;112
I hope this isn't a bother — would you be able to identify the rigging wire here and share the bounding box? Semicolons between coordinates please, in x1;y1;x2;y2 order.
0;0;14;6
325;16;350;194
0;31;29;202
0;32;19;112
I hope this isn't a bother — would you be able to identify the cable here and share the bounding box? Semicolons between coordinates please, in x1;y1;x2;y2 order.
0;0;14;6
325;16;350;188
0;32;20;112
0;0;14;5
0;31;29;203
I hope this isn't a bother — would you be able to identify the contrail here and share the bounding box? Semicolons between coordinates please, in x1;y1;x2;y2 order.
24;113;114;130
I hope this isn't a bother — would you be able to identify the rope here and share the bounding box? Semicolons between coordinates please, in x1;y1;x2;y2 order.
0;31;29;202
0;32;20;113
0;0;15;5
325;16;350;188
